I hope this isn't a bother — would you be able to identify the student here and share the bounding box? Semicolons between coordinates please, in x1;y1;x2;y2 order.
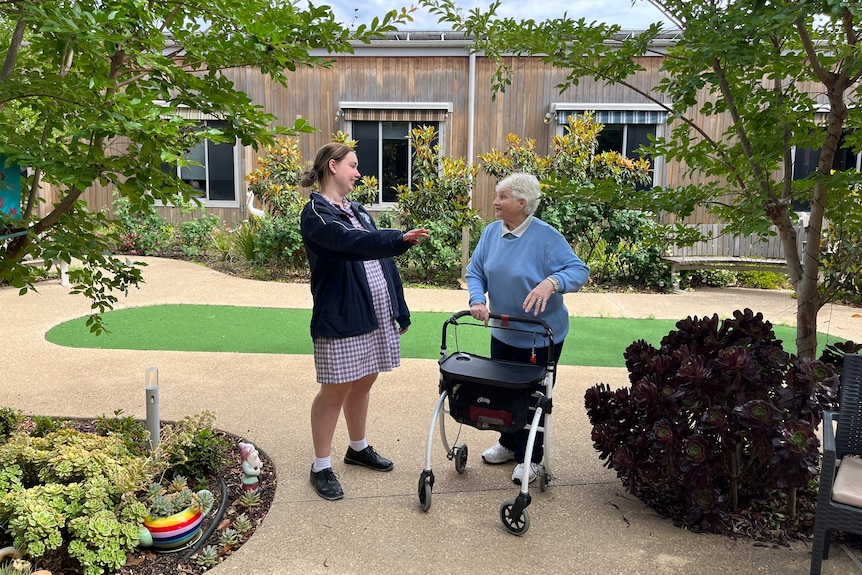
299;142;429;500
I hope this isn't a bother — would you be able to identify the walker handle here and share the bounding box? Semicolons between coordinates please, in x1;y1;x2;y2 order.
446;310;551;331
441;311;553;354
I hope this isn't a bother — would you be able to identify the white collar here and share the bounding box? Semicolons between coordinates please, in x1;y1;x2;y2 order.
502;215;533;238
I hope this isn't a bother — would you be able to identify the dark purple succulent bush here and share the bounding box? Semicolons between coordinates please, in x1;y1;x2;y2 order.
585;308;861;535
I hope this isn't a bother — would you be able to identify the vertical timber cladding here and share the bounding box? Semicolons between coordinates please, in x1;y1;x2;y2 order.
239;54;472;200
71;33;790;225
244;44;674;221
76;37;679;222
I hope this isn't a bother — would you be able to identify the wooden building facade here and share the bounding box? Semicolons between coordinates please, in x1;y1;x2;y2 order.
75;30;821;226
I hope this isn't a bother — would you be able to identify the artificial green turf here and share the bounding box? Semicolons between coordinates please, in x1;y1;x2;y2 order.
45;304;829;368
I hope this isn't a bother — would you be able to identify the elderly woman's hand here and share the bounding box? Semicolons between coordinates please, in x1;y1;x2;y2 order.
470;302;490;326
523;280;556;316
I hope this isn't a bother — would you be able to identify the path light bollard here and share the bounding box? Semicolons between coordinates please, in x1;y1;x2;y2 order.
145;366;160;449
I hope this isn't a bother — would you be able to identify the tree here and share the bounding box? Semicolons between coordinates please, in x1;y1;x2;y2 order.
0;0;411;332
422;0;862;359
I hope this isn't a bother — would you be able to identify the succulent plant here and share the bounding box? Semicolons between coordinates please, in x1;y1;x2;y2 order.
145;479;213;518
585;308;860;535
238;489;260;508
194;489;215;514
218;527;239;546
145;482;164;499
169;474;188;493
233;513;252;534
147;494;174;518
172;487;194;510
195;545;219;568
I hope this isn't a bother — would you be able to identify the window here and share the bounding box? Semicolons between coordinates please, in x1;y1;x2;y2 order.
339;102;452;205
792;130;860;214
552;105;667;187
352;120;439;203
160;119;238;205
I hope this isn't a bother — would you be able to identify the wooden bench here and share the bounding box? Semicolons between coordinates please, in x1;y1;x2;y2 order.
21;257;70;286
661;255;787;292
661;223;803;292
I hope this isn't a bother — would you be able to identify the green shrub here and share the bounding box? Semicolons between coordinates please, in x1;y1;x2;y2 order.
110;195;175;256
253;206;306;268
95;409;150;455
163;412;231;484
679;269;737;289
178;214;219;258
29;415;65;437
0;407;22;443
736;271;791;290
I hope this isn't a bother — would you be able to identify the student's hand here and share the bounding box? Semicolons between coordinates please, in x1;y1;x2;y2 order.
403;228;430;245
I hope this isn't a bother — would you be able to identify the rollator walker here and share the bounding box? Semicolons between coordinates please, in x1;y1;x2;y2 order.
417;310;556;535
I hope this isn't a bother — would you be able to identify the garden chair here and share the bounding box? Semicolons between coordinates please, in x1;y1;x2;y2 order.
810;352;862;575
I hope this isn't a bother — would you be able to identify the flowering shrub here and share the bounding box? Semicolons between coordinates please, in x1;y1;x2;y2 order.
243;137;308;268
585;308;861;534
245;137;304;217
478;113;665;289
110;195;175;256
385;125;480;285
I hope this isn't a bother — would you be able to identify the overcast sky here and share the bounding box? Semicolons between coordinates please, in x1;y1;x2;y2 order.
324;0;675;31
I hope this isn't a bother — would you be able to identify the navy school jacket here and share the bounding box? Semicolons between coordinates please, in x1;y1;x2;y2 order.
300;192;413;339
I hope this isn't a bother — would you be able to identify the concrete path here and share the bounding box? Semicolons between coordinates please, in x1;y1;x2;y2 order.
2;256;861;575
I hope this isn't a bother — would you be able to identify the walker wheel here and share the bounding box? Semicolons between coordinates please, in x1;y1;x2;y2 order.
418;476;433;512
539;469;549;492
454;443;468;474
500;499;530;535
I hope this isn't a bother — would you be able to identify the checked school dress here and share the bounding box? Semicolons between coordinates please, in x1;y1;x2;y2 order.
312;198;402;384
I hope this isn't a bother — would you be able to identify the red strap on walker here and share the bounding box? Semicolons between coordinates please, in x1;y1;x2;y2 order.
500;314;510;327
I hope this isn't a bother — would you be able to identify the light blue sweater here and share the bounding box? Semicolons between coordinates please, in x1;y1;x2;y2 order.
466;218;590;348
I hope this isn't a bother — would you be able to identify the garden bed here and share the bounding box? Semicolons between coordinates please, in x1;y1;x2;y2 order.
0;418;275;575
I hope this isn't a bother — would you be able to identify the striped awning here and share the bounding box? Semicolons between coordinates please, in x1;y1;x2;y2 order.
339;102;451;122
174;107;218;121
153;101;219;121
556;110;667;125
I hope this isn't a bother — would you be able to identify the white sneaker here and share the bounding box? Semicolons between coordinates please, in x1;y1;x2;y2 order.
482;442;515;464
512;462;539;485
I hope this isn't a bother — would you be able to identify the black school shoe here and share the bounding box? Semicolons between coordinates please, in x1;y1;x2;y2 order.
343;445;394;471
310;466;344;500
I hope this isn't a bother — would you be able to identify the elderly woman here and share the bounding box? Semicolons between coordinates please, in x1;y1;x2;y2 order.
467;172;590;484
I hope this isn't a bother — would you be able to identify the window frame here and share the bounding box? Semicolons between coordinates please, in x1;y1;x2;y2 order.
338;101;452;208
549;103;668;188
155;107;240;208
349;119;441;206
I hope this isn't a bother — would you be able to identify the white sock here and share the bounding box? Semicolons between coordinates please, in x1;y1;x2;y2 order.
312;456;331;473
349;438;368;452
